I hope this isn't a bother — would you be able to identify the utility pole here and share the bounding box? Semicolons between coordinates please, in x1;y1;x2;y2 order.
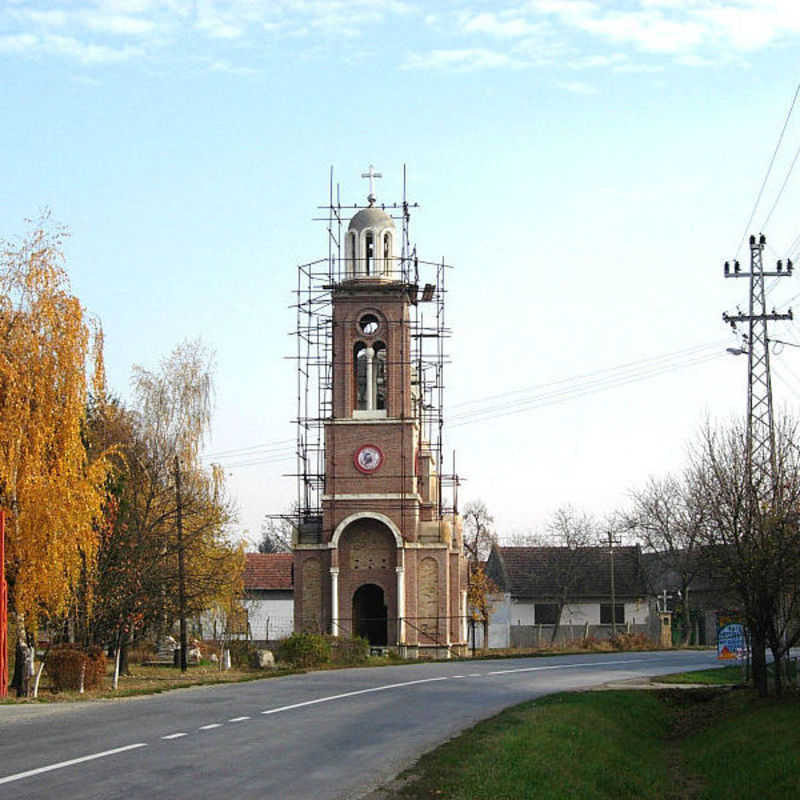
604;530;622;637
174;455;188;673
723;233;793;495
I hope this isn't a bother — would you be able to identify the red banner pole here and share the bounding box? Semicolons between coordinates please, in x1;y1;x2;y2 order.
1;509;7;697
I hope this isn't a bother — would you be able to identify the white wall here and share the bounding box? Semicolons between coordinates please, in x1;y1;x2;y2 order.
506;598;650;627
245;591;294;641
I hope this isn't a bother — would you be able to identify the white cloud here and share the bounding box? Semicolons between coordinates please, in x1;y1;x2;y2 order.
556;79;598;94
675;52;715;67
403;48;519;71
43;33;143;63
461;11;541;38
612;61;664;73
4;0;800;73
24;9;68;27
0;33;38;53
85;13;156;36
568;52;627;69
528;0;800;56
209;58;258;75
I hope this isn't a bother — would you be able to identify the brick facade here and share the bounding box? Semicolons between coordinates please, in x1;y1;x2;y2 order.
293;205;467;656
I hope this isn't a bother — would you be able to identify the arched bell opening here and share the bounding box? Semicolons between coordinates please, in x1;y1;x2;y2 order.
352;584;387;646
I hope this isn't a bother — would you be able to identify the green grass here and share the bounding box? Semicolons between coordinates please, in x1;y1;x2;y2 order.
393;692;672;800
386;689;800;799
657;665;744;685
682;692;800;798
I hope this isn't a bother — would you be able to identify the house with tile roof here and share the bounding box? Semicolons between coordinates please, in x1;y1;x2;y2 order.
483;544;654;648
243;552;294;642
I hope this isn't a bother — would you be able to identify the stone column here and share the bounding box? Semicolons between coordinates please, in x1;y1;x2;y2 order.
365;346;375;410
330;567;339;637
396;566;405;644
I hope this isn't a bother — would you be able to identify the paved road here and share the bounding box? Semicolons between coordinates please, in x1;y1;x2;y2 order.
0;649;719;799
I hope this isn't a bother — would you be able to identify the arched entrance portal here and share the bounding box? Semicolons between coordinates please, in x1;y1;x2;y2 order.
352;584;387;646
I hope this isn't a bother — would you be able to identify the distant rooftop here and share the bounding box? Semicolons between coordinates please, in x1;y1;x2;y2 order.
488;545;647;598
244;552;293;591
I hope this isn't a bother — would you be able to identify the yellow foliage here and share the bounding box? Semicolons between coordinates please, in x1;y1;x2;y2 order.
0;217;110;619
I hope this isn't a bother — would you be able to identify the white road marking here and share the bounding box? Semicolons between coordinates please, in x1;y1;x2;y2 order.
486;658;646;676
261;676;450;716
0;743;148;786
0;654;678;789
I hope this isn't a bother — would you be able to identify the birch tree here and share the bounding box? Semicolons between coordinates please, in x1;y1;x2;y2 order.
0;216;109;693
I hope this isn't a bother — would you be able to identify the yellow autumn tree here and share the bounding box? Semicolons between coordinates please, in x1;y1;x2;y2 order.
0;216;109;626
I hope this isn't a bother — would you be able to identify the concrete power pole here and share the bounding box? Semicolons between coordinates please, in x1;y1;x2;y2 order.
723;234;793;495
604;530;622;637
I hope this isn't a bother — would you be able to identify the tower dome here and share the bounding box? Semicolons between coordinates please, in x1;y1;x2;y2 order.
344;168;396;281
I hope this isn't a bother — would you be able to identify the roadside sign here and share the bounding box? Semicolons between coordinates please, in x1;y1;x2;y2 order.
717;612;747;660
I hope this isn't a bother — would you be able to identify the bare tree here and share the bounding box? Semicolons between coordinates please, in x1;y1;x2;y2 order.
462;500;497;650
541;506;596;643
627;474;705;645
462;499;495;562
258;509;295;554
691;417;800;696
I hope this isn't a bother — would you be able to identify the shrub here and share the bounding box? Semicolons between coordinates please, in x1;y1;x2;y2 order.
228;640;260;668
610;631;653;651
329;636;369;666
85;646;106;688
579;636;612;652
46;645;105;691
276;632;331;668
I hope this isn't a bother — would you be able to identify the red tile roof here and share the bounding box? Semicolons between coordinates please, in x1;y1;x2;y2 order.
244;553;293;591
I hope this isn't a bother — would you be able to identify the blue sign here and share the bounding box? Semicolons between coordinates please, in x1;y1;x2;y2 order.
717;622;746;660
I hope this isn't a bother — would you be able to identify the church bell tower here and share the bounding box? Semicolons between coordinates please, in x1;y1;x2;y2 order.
292;167;467;657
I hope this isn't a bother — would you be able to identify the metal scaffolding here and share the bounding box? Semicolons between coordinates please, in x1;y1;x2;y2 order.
289;166;458;539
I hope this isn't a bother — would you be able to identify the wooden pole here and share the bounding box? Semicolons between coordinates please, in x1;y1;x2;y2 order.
174;456;187;673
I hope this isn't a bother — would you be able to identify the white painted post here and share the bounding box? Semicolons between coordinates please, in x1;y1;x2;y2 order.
330;567;340;637
461;590;468;643
396;566;405;644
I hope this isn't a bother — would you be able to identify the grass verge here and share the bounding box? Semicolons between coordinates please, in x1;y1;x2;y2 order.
656;664;744;685
382;688;800;799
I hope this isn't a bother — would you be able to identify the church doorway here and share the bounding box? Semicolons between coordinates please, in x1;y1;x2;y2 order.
352;584;387;646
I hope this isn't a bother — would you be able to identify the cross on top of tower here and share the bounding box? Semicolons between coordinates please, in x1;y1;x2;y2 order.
361;164;382;206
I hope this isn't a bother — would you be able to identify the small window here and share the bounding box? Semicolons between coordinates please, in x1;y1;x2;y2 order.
354;343;367;410
374;342;387;410
600;604;625;625
365;232;374;275
534;603;558;625
359;314;379;335
383;232;392;273
349;232;357;274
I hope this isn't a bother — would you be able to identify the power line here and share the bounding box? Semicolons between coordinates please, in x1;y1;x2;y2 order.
209;341;735;452
447;350;726;428
736;82;800;259
761;132;800;230
202;438;295;460
449;341;726;411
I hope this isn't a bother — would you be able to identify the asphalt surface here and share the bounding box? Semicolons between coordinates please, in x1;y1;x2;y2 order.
0;649;719;799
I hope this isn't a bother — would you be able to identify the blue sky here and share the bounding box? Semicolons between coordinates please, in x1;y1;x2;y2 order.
4;1;800;544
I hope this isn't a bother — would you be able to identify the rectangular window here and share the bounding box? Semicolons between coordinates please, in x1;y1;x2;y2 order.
534;603;559;625
600;604;625;625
